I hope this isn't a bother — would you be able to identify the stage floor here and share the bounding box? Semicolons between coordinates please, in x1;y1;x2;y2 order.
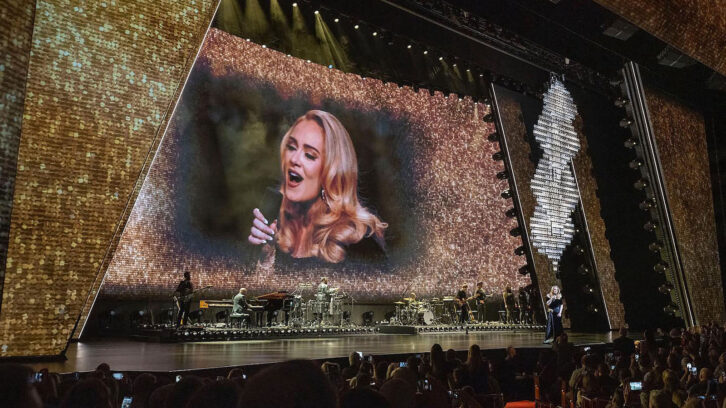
31;330;617;374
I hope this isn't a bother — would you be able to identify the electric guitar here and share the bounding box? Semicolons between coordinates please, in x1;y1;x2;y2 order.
173;285;213;306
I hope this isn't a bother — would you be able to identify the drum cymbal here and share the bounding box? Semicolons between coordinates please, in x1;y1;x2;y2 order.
394;301;405;305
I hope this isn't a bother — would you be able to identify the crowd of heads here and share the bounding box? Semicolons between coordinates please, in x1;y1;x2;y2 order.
538;324;726;408
5;323;726;408
0;340;525;408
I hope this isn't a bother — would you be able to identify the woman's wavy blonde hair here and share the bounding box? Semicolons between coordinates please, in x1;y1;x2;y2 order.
276;110;387;263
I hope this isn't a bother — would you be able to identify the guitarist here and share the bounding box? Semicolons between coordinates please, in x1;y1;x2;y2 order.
174;271;193;328
455;284;473;324
475;282;487;323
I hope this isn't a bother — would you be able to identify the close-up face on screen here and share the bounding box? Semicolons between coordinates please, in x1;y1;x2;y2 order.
100;27;529;303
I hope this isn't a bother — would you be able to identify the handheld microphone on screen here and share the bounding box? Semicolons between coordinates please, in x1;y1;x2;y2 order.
259;186;283;227
249;186;283;260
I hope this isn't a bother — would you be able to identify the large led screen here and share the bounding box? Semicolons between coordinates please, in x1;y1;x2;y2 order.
99;28;529;302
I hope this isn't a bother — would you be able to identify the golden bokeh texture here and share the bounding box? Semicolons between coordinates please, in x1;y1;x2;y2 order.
572;115;625;329
0;0;36;308
0;0;218;357
646;88;725;324
595;0;726;76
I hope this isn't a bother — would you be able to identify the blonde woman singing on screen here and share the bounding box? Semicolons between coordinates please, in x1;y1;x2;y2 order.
248;110;388;267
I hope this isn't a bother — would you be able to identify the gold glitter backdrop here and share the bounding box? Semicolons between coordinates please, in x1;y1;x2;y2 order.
0;0;36;312
98;28;530;303
595;0;726;77
645;88;725;324
0;0;219;357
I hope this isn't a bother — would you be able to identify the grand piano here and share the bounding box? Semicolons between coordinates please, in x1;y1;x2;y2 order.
199;291;292;327
255;291;294;326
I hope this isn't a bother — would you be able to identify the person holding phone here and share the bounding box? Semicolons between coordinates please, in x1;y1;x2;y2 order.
543;285;563;344
248;110;388;268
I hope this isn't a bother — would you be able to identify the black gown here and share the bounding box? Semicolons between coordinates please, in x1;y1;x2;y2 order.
544;296;563;341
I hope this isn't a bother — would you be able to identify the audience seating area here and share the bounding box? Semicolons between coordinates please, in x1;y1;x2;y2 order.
3;324;726;408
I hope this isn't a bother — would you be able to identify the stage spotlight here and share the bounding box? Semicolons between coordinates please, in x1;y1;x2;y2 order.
577;264;590;275
501;189;512;199
648;242;663;252
407;44;412;49
634;178;649;190
484;113;495;123
439;57;443;61
573;245;585;256
514;246;526;256
653;262;668;273
629;159;643;169
586;305;599;313
614;97;629;107
619;118;633;127
292;2;297;6
582;284;594;294
496;171;509;180
505;208;517;218
639;197;656;210
423;50;428;55
518;265;530;275
479;73;484;77
658;283;674;294
509;227;521;237
624;138;638;148
354;24;359;29
314;10;319;14
644;221;658;232
372;31;378;36
492;151;504;161
453;63;457;67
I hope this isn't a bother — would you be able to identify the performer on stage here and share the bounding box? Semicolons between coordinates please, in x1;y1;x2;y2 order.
503;286;516;324
233;288;250;314
232;288;251;327
475;282;487;323
174;271;193;328
317;277;333;301
456;284;471;324
518;287;530;324
404;292;417;304
544;285;563;343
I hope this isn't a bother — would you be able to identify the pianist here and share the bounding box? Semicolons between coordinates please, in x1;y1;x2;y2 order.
233;288;250;314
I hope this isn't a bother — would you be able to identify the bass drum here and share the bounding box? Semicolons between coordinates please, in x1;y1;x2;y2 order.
419;310;435;325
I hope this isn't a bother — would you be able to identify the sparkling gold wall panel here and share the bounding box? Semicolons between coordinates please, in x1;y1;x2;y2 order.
0;0;36;312
595;0;726;76
572;116;625;329
645;88;725;324
0;0;218;357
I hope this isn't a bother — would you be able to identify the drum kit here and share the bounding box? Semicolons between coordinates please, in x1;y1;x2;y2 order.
393;297;457;326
